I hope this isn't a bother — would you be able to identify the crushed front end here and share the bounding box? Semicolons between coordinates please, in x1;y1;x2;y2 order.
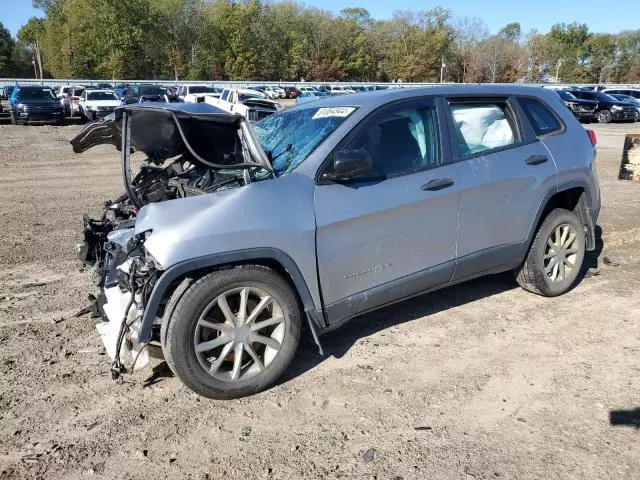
72;103;272;377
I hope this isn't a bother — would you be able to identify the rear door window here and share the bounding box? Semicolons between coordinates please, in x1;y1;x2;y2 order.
518;97;563;136
447;100;519;157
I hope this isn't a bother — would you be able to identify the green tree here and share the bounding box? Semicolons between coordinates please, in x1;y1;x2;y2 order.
0;22;14;75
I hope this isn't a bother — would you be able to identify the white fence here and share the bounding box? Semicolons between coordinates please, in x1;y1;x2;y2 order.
1;78;639;90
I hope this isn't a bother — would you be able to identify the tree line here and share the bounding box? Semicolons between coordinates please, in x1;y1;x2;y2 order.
0;0;639;84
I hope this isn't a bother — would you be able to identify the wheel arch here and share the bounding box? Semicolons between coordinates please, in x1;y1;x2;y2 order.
521;180;596;261
139;248;325;345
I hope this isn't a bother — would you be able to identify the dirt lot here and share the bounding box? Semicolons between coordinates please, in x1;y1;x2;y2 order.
0;119;639;480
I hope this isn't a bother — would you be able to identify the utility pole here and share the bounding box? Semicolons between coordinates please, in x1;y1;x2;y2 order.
555;59;562;84
35;38;43;79
440;57;446;83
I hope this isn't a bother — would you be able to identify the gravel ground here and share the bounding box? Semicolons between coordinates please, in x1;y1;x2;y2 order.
0;119;639;480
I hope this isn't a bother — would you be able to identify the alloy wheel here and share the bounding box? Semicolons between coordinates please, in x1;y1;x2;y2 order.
544;223;579;282
193;286;285;382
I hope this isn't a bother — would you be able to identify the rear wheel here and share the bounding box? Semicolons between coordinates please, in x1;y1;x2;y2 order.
597;109;612;123
163;265;302;399
515;208;586;297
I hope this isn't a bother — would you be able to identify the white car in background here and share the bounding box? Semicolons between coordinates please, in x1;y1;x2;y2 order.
78;89;121;121
177;85;221;103
298;86;319;93
208;88;278;121
330;85;352;95
264;86;285;99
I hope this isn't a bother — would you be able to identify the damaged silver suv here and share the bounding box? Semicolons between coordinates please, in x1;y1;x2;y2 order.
73;86;600;399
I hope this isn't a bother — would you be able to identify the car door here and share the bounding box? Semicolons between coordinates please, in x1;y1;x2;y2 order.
444;96;558;281
314;98;461;323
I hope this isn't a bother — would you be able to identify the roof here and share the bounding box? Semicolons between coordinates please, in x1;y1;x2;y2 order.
85;89;115;93
290;84;559;111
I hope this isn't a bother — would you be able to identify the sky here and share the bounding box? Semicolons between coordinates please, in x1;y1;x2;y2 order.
2;0;637;37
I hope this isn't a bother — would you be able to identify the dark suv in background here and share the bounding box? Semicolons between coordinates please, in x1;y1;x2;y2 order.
9;86;66;125
567;89;637;123
554;90;597;121
123;84;169;104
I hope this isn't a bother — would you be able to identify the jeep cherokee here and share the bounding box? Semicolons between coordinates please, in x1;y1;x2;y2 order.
71;86;600;399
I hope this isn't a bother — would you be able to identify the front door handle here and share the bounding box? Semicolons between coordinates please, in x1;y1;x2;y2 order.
422;178;454;191
525;155;548;165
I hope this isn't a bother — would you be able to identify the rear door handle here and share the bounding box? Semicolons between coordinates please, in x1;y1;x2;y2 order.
525;155;548;165
422;178;454;191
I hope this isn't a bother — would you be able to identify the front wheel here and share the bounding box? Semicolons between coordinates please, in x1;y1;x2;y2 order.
515;208;586;297
163;265;302;399
597;109;612;123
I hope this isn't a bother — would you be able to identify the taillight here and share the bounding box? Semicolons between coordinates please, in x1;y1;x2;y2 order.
70;96;79;103
587;129;597;146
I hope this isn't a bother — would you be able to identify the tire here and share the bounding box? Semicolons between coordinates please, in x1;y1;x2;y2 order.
597;109;612;123
515;208;586;297
163;265;302;399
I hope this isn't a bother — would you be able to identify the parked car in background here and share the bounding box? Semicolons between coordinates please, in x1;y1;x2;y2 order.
329;85;349;95
9;86;65;125
3;85;16;100
123;84;169;104
602;88;640;100
295;90;330;104
94;83;113;90
178;85;221;103
554;90;597;121
78;89;121;121
567;89;637;123
263;86;285;99
298;86;318;94
56;85;84;102
71;85;599;399
114;83;129;99
62;87;86;117
609;94;640;120
210;87;278;121
283;86;301;99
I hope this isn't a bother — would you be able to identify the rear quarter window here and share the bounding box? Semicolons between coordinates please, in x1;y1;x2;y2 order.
518;98;563;137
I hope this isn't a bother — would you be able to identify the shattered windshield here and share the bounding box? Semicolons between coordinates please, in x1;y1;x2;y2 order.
253;106;356;176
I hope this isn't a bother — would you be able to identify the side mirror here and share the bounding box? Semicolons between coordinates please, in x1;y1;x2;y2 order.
324;148;373;181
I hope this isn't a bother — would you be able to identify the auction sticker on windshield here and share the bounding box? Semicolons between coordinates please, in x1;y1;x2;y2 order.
312;107;356;119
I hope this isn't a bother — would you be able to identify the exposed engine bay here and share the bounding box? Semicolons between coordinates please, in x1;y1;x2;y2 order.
71;103;272;376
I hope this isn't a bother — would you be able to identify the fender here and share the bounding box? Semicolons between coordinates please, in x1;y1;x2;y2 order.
139;247;325;353
519;179;597;262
